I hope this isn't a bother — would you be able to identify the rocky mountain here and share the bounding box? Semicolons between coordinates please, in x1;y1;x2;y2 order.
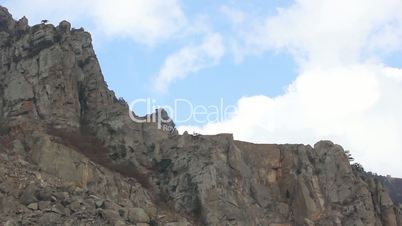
0;5;401;226
377;176;402;206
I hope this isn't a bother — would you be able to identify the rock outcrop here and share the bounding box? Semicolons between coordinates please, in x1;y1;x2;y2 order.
1;5;401;226
376;176;402;206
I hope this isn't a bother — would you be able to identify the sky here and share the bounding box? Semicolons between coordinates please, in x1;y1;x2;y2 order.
1;0;402;177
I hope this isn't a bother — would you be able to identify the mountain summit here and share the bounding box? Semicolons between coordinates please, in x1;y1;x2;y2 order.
0;6;401;226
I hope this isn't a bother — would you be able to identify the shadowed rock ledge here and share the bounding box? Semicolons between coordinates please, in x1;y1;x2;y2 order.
1;5;401;226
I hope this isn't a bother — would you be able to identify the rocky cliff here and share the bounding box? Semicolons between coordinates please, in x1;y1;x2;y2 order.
377;176;402;206
0;6;401;226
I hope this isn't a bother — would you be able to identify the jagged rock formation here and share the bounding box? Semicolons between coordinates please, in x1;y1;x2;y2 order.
376;176;402;206
1;5;401;226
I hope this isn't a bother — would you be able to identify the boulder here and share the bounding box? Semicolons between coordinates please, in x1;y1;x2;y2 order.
100;209;122;224
127;207;149;223
58;20;71;32
20;184;38;205
17;16;28;31
27;202;38;210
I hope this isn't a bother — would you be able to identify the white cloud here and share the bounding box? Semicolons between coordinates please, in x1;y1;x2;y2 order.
220;5;245;25
154;33;225;92
180;0;402;177
229;0;402;65
2;0;186;45
92;0;186;45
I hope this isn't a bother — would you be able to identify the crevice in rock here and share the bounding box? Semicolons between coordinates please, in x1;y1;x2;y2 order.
77;82;88;117
21;72;43;120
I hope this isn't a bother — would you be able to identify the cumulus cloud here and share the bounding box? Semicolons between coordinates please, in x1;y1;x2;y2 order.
228;0;402;65
180;0;402;177
154;33;225;92
220;5;245;25
2;0;186;45
92;0;186;45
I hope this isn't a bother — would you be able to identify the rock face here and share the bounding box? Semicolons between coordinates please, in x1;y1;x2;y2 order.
377;176;402;206
0;5;401;226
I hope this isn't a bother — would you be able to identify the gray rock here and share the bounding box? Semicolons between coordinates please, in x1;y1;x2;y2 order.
37;187;52;201
127;207;149;223
38;212;61;225
51;202;65;214
136;223;150;226
101;209;122;224
163;222;191;226
38;200;51;210
95;200;105;209
27;202;38;210
3;219;17;226
59;20;71;31
20;184;38;205
69;200;81;211
17;16;28;31
114;220;127;226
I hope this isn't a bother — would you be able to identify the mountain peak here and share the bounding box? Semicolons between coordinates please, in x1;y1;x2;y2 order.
0;5;401;226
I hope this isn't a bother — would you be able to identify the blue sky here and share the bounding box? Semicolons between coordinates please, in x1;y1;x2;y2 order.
92;0;297;119
96;38;296;117
2;0;402;177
